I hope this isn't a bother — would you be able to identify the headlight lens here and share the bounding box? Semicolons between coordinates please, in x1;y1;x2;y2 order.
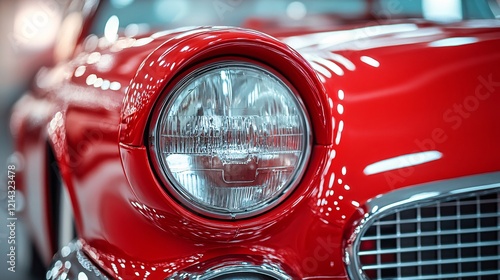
150;62;310;219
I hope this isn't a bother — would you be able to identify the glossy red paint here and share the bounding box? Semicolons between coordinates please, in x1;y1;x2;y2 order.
120;27;330;146
10;12;500;280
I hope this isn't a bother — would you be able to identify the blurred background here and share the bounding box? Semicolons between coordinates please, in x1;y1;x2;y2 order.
1;0;66;163
0;0;498;279
0;1;67;278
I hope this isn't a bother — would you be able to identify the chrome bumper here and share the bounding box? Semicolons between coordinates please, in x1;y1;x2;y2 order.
47;240;292;280
167;262;292;279
46;240;108;280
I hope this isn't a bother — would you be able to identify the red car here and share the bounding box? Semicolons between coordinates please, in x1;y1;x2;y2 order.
9;0;500;279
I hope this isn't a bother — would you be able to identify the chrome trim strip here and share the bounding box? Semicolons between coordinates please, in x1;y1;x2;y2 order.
167;261;292;280
46;240;108;280
344;171;500;280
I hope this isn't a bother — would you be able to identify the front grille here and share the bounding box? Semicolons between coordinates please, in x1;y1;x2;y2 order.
358;191;500;280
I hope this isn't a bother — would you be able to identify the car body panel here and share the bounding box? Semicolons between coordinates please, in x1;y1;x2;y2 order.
10;13;500;279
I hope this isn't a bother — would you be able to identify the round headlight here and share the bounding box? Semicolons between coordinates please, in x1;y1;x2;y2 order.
150;62;310;219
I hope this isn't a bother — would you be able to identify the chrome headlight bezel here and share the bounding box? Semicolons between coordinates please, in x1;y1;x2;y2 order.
149;60;311;220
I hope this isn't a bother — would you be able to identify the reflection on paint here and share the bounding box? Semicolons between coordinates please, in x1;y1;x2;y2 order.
104;15;120;43
363;151;443;175
360;56;380;68
429;37;479;47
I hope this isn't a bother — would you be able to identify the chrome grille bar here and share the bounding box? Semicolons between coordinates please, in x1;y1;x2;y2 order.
344;172;500;280
368;211;499;225
361;254;500;269
360;225;500;240
385;269;500;280
358;240;500;255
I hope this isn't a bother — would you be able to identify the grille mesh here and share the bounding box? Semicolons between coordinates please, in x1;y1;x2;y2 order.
358;191;500;279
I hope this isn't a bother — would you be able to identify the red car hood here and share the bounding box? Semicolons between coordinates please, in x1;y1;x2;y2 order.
274;18;500;189
279;19;500;64
275;18;500;46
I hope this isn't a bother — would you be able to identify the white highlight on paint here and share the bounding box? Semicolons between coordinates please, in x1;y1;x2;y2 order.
364;151;443;175
360;56;380;68
104;15;120;43
429;37;478;47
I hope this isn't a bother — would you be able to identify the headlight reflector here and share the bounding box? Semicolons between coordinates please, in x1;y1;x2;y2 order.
150;62;310;219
